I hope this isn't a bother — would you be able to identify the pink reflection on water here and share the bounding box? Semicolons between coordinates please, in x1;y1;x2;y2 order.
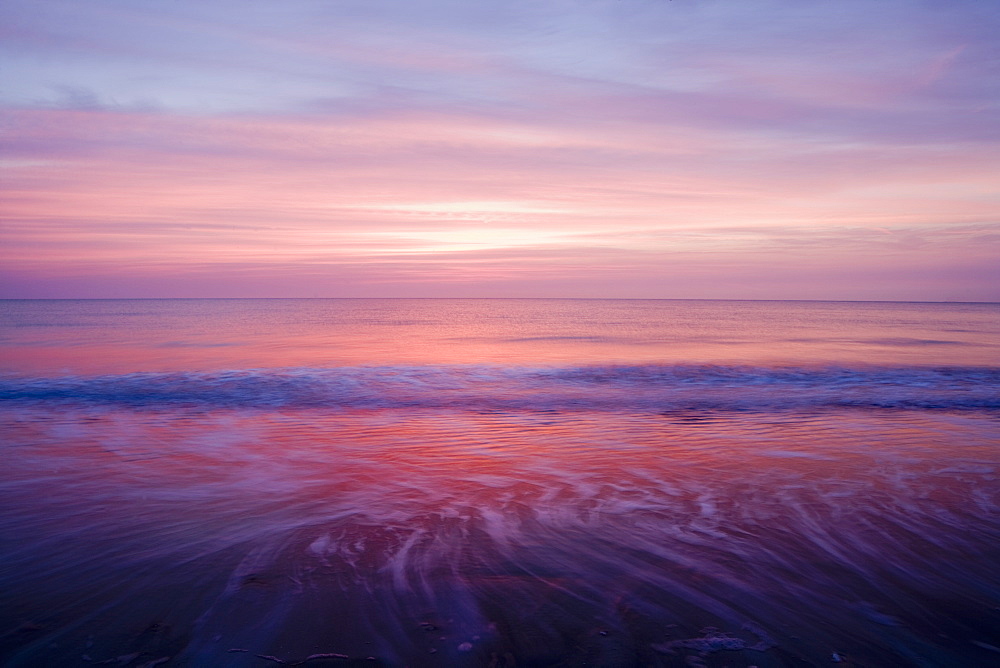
3;406;998;665
2;299;998;665
2;299;998;374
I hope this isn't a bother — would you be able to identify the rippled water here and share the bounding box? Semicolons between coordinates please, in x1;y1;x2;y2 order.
1;299;998;667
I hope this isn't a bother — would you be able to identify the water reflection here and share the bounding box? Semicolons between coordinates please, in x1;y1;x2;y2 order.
3;407;998;666
2;299;998;373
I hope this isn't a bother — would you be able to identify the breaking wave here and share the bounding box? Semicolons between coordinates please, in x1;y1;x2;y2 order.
1;364;998;412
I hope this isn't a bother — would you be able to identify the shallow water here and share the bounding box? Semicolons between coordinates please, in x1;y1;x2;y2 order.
1;299;998;667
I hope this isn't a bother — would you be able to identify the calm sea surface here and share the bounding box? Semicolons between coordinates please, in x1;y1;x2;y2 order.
1;299;998;667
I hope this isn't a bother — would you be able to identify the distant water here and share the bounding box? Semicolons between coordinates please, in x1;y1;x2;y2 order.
1;299;998;667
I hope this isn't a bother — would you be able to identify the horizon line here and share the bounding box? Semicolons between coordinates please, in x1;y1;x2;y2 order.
2;297;998;305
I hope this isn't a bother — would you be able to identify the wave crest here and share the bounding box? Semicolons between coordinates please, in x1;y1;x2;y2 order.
2;364;997;412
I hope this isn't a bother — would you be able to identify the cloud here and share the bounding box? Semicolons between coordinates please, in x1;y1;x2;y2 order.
1;0;997;299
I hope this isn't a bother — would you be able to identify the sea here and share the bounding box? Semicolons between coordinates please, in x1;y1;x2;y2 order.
1;298;998;667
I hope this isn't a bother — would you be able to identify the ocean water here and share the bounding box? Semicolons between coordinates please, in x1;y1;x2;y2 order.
1;299;998;667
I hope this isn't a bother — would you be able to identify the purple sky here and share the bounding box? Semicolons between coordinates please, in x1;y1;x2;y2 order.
2;0;998;300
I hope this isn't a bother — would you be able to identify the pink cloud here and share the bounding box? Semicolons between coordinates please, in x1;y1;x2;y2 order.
3;0;998;305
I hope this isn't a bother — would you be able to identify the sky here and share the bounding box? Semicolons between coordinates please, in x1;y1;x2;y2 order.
1;0;998;300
